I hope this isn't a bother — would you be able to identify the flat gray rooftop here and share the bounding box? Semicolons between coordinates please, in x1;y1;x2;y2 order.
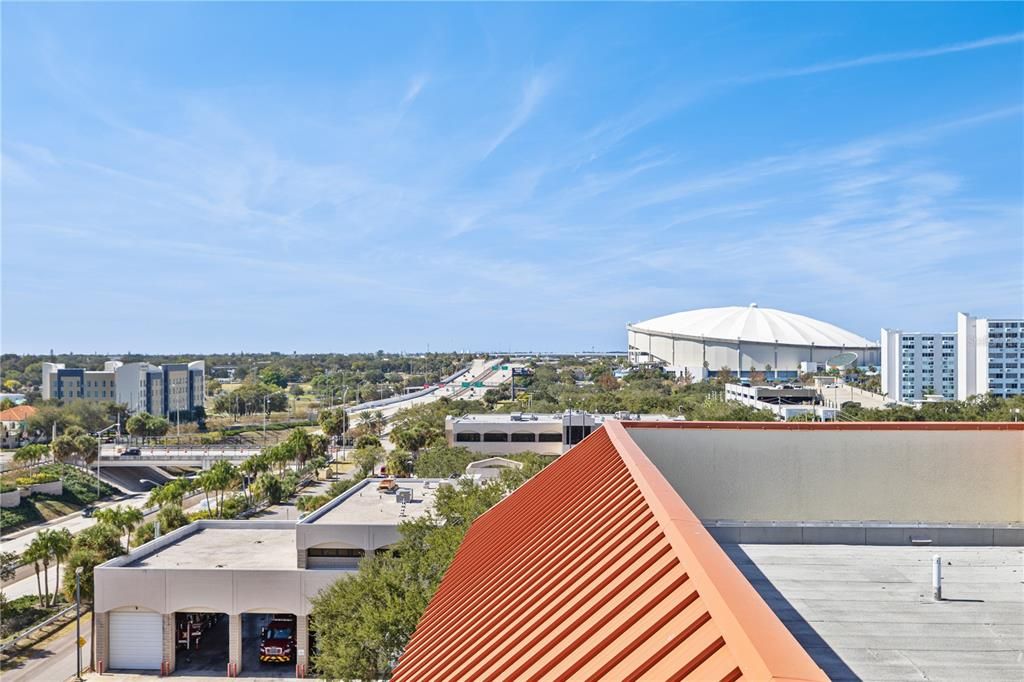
128;528;296;570
725;544;1024;681
310;479;442;525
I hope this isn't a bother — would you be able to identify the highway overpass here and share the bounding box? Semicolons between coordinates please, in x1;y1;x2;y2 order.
97;445;260;467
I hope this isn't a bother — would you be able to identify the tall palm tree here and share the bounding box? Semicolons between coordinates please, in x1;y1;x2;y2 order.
24;538;45;608
120;507;144;548
48;528;73;606
28;530;54;607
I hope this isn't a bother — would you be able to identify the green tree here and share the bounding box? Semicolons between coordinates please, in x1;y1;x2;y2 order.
24;535;49;607
0;551;18;582
385;450;413;477
285;428;313;466
197;461;237;517
205;379;223;396
352;446;382;478
49;435;79;465
63;525;126;673
95;505;145;549
14;443;49;467
355;434;381;449
318;409;349;440
27;405;82;440
413;445;475;478
390;421;440;454
259;367;289;388
252;471;284;505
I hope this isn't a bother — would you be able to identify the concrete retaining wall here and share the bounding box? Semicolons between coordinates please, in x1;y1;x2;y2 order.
23;480;63;497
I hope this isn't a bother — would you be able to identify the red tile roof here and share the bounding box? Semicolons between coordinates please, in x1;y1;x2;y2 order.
0;405;36;422
392;421;827;681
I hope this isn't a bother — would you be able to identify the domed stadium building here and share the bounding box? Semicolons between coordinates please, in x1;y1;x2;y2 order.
627;304;880;380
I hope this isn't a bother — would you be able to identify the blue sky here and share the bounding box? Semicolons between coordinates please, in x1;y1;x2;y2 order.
3;3;1022;353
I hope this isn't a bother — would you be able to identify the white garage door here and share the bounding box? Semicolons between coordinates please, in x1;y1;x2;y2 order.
109;611;162;670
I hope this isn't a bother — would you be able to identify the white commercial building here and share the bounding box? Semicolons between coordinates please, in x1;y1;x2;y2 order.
627;304;880;380
42;360;205;420
445;411;677;456
94;478;445;676
881;312;1023;402
880;329;957;402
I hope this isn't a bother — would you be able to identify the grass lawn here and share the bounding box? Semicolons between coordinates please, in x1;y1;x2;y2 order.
0;465;117;536
32;494;80;521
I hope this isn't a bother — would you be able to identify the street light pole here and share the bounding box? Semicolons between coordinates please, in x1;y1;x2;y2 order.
75;566;83;682
263;396;269;444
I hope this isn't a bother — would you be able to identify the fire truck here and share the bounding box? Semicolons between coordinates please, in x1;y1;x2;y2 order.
259;614;297;664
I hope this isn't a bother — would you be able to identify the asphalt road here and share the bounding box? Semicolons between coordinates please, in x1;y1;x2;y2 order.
1;492;152;556
1;610;91;682
2;491;204;592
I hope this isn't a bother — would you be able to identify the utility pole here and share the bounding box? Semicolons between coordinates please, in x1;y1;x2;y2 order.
74;567;83;681
263;396;269;444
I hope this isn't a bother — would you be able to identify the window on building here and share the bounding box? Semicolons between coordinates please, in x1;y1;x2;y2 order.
538;433;562;443
510;433;536;443
483;432;509;443
308;547;365;558
455;432;481;443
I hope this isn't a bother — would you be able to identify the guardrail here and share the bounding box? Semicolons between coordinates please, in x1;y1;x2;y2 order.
0;603;78;653
346;365;474;413
98;452;258;463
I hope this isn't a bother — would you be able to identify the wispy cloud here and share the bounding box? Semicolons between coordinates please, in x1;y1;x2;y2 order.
482;71;554;158
401;74;428;107
740;31;1024;83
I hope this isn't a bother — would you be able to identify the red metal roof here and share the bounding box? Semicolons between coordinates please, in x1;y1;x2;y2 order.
392;420;827;681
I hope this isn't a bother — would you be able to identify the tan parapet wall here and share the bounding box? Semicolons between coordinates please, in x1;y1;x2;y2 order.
625;424;1024;525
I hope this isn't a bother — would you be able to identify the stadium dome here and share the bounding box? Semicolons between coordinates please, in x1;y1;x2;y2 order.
627;304;879;379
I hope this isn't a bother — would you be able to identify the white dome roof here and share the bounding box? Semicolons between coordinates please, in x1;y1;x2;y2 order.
630;304;876;348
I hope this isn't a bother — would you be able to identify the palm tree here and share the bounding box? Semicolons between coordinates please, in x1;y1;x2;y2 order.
120;507;144;548
95;505;145;548
24;537;46;608
48;528;73;606
27;531;54;607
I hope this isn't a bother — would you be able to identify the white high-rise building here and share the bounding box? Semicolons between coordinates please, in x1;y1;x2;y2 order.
881;312;1023;403
880;329;956;402
957;312;1023;399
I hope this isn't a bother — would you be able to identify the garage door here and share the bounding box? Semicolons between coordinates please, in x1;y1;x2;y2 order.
109;611;162;670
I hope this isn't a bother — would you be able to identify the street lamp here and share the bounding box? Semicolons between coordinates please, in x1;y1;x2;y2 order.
95;423;119;499
263;395;270;443
75;566;83;682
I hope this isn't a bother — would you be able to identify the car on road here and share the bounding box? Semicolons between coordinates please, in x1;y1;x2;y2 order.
120;448;142;457
81;506;96;517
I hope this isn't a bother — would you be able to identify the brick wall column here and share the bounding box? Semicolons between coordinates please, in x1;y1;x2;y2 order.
93;611;109;673
295;614;309;674
296;548;306;568
228;613;242;676
162;613;176;674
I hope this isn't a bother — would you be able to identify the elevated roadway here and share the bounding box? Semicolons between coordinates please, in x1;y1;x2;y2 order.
97;444;260;467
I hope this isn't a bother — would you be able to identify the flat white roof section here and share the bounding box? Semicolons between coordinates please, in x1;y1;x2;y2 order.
727;544;1024;681
127;527;296;570
302;478;446;526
